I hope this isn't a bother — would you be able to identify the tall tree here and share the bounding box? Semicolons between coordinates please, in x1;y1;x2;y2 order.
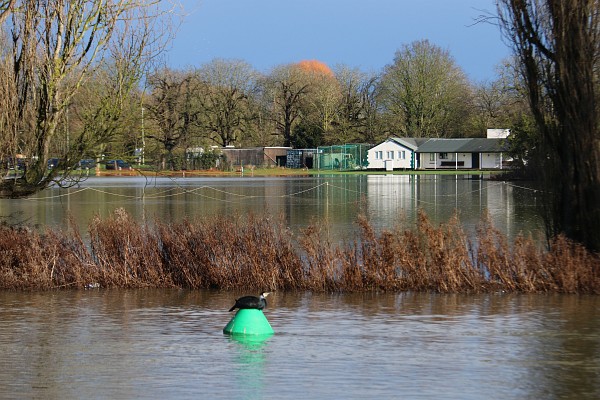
497;0;600;252
296;61;340;145
0;0;175;197
195;59;258;147
379;40;473;138
265;64;310;147
470;58;529;134
144;69;198;169
333;66;383;144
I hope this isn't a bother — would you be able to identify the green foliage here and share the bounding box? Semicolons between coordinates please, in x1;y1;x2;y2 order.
379;40;473;138
506;114;540;174
187;150;220;170
291;122;323;149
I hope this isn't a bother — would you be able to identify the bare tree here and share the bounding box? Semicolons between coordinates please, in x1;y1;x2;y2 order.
265;64;310;147
497;0;600;252
299;65;341;145
0;0;177;198
333;66;383;144
0;0;15;24
144;69;198;169
471;58;529;133
195;59;259;147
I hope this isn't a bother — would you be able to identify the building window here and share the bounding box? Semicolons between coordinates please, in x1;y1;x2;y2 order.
439;152;448;160
429;153;435;162
387;151;394;159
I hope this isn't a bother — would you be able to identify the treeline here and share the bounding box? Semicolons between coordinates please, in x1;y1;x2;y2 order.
0;209;597;293
5;29;531;174
117;42;530;171
0;2;533;198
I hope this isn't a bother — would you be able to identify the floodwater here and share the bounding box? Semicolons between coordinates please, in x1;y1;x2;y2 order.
0;174;543;241
2;175;588;399
1;290;598;399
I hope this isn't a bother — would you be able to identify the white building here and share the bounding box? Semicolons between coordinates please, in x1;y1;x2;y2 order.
366;137;509;170
366;138;425;170
416;138;506;169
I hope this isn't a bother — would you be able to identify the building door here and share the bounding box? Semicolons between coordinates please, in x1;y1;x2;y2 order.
305;156;313;169
471;153;480;169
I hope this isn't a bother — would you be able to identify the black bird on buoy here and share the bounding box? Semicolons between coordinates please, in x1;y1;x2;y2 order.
229;292;271;312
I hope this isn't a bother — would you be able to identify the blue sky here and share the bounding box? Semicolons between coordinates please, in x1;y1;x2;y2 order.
167;0;510;82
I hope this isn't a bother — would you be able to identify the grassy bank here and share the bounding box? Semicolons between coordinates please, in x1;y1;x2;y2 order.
0;209;597;293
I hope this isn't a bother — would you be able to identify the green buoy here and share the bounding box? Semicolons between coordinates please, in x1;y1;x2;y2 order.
223;309;274;336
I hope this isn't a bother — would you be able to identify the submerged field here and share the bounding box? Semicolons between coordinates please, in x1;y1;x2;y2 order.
0;209;597;293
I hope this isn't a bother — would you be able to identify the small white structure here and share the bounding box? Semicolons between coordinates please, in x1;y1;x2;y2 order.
366;138;421;170
487;128;510;139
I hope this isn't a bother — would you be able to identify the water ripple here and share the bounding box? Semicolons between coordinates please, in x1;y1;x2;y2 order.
0;290;598;399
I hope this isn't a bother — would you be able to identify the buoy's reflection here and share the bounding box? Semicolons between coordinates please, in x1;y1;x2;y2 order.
228;333;273;396
228;332;274;347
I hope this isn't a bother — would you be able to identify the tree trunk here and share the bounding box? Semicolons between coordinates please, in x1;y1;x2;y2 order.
498;0;600;252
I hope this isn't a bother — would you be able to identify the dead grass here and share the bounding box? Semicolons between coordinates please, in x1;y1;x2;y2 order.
0;208;598;293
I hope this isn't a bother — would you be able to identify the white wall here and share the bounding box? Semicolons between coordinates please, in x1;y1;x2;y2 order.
419;152;503;169
367;141;413;169
418;152;472;169
487;129;510;138
481;152;503;169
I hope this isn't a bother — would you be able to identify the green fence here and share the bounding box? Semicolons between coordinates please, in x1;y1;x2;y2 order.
314;144;373;171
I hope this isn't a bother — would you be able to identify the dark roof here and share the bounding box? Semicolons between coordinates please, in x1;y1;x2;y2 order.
415;138;470;152
389;137;428;151
456;138;507;152
415;138;506;153
369;137;508;154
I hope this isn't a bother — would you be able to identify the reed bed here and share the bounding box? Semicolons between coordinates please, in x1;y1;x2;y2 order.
0;208;598;293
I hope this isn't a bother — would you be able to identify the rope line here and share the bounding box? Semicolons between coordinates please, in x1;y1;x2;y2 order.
25;187;90;200
22;179;534;208
504;182;540;192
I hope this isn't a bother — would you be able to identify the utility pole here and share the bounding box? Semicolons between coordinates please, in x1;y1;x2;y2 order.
141;106;145;165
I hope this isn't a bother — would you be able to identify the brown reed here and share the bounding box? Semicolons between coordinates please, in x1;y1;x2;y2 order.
0;208;598;293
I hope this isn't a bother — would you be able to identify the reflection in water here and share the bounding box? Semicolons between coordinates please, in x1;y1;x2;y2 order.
365;174;540;239
0;290;598;399
228;334;273;399
0;175;543;242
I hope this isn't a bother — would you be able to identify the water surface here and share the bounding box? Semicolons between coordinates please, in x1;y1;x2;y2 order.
1;290;598;399
0;175;573;399
0;175;543;242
